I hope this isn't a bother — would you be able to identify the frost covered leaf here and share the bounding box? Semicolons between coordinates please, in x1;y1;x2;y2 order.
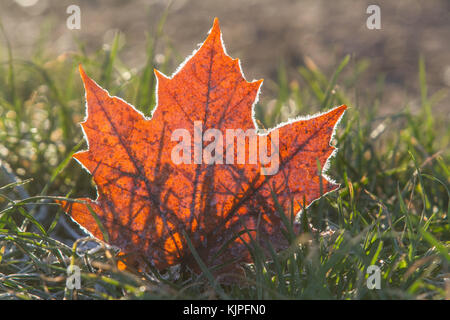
58;18;347;276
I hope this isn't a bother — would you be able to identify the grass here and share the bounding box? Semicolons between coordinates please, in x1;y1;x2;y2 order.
0;17;448;300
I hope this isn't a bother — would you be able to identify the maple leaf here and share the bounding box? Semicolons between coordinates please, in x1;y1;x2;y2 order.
58;18;347;276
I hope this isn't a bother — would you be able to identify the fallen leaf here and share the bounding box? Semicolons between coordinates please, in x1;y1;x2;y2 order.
59;18;347;277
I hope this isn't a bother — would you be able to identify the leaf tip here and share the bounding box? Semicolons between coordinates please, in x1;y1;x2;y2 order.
334;104;348;118
78;64;87;80
209;17;221;39
153;68;165;79
212;17;220;30
254;78;264;86
78;64;95;90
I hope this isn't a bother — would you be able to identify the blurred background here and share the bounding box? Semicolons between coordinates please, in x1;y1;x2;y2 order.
1;0;449;113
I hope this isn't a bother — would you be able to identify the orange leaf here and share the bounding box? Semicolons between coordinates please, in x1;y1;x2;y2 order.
58;18;347;276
